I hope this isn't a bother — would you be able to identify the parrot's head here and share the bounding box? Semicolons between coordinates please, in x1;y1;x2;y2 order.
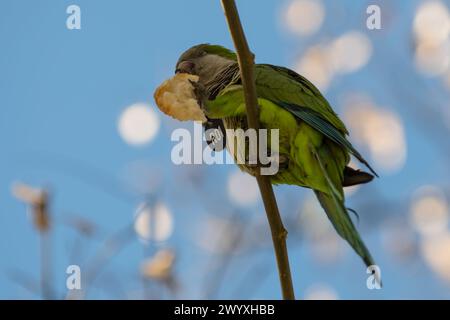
153;44;237;123
175;44;237;85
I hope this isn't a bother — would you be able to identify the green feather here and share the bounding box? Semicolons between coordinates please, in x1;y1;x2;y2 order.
309;142;375;269
200;57;378;270
255;64;348;135
202;44;238;61
277;102;378;177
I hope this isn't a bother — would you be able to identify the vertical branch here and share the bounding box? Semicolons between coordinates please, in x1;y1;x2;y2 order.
40;227;52;300
12;183;53;299
36;190;53;300
220;0;295;300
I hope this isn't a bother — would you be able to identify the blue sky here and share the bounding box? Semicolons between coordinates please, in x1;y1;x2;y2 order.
1;0;450;299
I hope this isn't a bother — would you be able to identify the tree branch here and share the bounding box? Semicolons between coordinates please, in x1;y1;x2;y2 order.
220;0;295;300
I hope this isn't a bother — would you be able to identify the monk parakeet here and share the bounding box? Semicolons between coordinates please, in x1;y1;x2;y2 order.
170;44;378;268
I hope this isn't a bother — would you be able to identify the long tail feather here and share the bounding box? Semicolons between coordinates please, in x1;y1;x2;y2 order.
314;190;375;268
309;143;376;269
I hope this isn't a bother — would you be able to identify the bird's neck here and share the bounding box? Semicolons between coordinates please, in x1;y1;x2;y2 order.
202;62;240;99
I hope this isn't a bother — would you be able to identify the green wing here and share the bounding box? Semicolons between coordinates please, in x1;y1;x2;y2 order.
279;102;377;176
255;64;348;134
255;64;378;177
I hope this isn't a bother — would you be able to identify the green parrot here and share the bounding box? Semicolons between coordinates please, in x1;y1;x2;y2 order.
174;44;378;268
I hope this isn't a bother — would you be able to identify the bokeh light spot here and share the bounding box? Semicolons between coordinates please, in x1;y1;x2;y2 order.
227;170;259;207
410;185;448;237
118;103;160;146
283;0;325;36
329;31;373;74
304;284;339;300
134;202;174;243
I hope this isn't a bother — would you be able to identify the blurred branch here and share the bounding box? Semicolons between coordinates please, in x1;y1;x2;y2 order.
7;269;41;298
203;212;244;299
66;224;135;300
220;0;295;300
12;182;53;300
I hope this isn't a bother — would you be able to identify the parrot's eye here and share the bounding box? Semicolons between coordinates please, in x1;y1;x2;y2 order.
175;61;195;74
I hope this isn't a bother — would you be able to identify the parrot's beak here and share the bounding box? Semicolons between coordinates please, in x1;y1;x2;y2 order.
175;61;195;75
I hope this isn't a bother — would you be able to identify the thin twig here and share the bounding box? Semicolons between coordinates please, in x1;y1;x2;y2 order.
12;183;54;299
66;224;135;300
220;0;295;300
40;231;53;300
7;269;41;298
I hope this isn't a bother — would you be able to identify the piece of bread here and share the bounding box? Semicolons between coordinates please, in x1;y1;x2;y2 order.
154;73;207;122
